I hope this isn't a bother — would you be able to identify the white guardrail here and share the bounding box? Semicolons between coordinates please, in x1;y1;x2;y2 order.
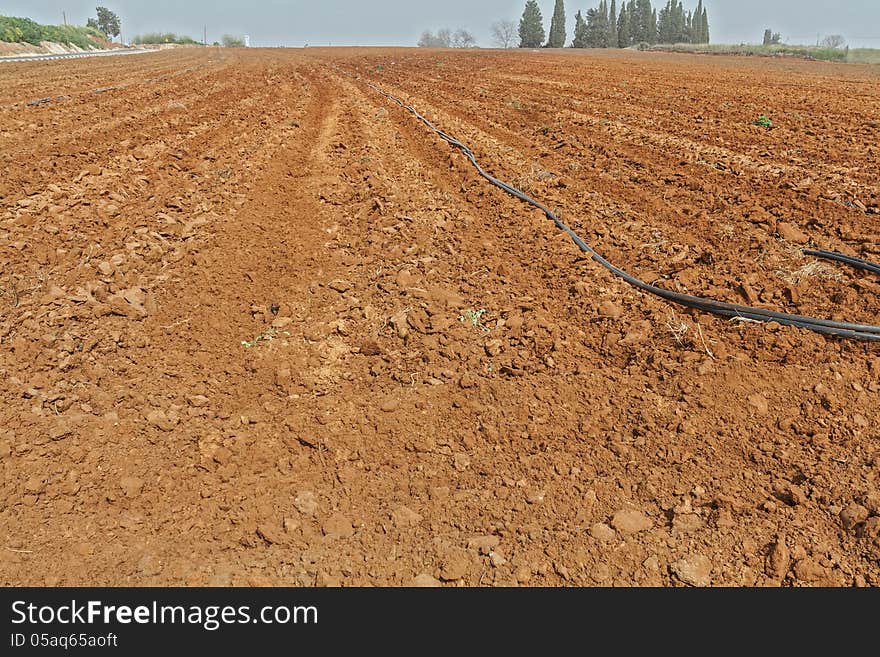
0;48;152;64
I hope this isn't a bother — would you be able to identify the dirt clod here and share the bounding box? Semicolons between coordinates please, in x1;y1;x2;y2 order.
590;523;617;542
840;503;869;530
410;573;443;587
322;513;355;539
611;510;652;535
671;554;712;587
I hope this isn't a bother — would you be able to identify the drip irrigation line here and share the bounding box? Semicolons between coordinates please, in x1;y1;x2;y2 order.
356;76;880;342
803;249;880;276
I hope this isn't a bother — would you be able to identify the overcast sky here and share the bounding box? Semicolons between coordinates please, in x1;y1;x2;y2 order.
3;1;879;48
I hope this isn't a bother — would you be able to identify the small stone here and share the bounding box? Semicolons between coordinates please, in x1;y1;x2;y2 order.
294;491;318;515
146;410;175;431
453;453;470;471
611;510;652;535
187;395;210;407
380;398;400;413
49;423;73;441
489;550;507;567
459;373;476;389
283;517;300;533
120;476;144;497
322;513;354;539
598;300;623;319
525;490;545;504
554;562;570;581
392;505;423;527
590;523;616;542
778;222;809;244
121;286;147;307
747;393;769;415
390;310;409;339
672;513;704;534
328;280;351;293
840;503;869;530
484;339;504;357
671;554;712;586
410;573;442;587
97;261;114;276
467;535;500;555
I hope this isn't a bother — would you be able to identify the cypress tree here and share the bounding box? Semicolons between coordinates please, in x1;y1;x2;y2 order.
600;1;611;47
547;0;566;48
607;0;618;47
572;10;588;48
519;0;546;48
584;7;605;47
658;1;671;44
633;0;653;44
675;1;686;42
694;0;704;42
617;2;631;47
626;0;637;44
702;6;709;44
598;0;607;46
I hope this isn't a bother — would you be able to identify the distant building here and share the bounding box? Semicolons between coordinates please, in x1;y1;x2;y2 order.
243;35;250;48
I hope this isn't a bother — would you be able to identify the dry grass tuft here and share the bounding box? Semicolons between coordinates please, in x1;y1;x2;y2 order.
776;246;844;285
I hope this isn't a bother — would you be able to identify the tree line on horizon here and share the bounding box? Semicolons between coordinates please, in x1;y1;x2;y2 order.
418;28;477;48
517;0;709;49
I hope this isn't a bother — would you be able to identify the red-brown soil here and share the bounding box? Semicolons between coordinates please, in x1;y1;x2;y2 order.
1;47;879;587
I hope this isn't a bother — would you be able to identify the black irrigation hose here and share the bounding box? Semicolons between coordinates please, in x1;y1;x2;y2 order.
359;78;880;342
804;249;880;277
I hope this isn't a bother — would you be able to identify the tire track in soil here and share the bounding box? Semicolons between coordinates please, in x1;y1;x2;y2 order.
67;68;354;585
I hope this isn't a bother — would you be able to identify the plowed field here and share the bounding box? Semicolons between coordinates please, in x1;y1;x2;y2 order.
2;47;879;587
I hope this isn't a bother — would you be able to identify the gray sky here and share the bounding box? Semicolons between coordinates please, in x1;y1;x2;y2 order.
3;1;879;48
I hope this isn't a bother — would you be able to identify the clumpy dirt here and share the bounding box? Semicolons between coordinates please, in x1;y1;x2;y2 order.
1;47;878;587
